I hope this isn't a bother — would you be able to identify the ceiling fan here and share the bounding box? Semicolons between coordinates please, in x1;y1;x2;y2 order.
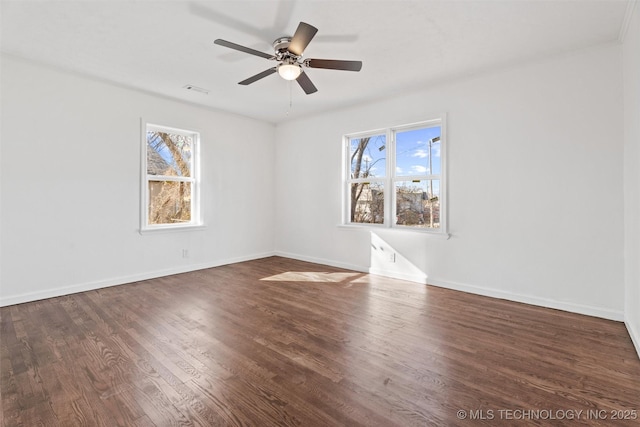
214;22;362;95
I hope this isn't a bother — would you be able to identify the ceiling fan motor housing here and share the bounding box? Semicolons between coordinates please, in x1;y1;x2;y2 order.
273;37;301;64
273;37;292;53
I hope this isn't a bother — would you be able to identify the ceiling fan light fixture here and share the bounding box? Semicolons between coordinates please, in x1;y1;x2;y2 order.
278;63;302;81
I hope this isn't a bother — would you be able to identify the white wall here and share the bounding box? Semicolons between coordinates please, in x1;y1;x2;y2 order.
1;40;632;332
0;55;276;306
274;43;625;321
623;2;640;357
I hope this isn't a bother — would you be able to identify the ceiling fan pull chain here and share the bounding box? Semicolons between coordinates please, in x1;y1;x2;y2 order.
286;81;293;116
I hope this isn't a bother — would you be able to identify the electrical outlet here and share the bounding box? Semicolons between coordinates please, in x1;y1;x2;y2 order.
182;249;189;258
388;252;396;263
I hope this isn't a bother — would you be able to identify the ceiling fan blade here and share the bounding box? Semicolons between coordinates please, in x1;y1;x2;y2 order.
288;22;318;56
214;39;274;60
238;67;277;85
296;71;318;95
306;59;362;72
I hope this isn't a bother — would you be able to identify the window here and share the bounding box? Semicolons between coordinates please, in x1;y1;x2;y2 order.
141;123;201;231
343;117;446;233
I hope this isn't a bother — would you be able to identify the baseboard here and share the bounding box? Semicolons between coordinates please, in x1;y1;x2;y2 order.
0;252;275;307
272;251;369;274
427;278;625;321
274;251;624;321
2;251;626;325
272;254;427;283
625;318;640;360
368;268;428;284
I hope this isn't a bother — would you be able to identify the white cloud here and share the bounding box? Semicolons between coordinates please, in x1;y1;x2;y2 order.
412;149;428;158
412;165;428;173
396;166;403;173
432;146;441;158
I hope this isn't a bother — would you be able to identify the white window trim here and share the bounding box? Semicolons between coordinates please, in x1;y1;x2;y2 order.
342;116;448;236
140;121;204;234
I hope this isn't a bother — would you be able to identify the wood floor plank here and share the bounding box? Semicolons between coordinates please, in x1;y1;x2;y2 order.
2;256;639;426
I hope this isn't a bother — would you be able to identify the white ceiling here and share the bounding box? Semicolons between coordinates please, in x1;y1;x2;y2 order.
1;0;631;123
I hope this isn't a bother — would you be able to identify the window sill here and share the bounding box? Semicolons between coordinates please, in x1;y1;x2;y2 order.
139;224;206;235
337;224;451;239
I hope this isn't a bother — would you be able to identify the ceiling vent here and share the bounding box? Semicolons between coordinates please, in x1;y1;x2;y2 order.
183;84;209;94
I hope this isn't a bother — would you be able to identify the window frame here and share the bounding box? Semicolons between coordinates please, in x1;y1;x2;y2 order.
140;121;203;233
342;116;447;235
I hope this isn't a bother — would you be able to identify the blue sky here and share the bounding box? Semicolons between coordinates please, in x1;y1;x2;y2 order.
350;126;441;178
395;126;441;197
350;125;441;197
396;126;441;176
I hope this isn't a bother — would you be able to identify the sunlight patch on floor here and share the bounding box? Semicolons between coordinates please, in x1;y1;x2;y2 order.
260;272;361;282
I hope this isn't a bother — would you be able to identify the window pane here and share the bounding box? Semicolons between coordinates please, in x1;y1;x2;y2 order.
395;180;440;228
349;134;386;178
148;181;192;225
146;131;192;177
395;126;441;177
350;182;384;224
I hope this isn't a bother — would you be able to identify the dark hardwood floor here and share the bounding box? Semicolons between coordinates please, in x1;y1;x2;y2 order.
1;256;639;426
